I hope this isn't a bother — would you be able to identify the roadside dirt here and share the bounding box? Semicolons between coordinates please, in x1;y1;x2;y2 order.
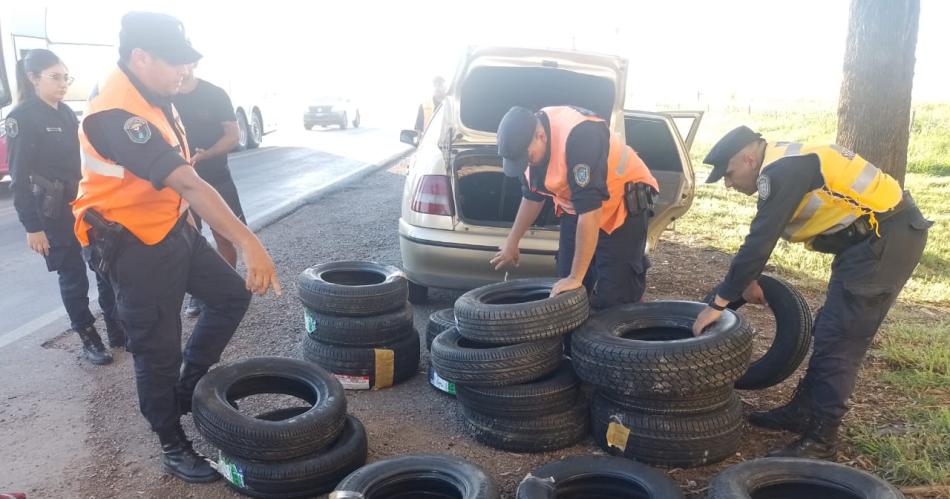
19;161;938;498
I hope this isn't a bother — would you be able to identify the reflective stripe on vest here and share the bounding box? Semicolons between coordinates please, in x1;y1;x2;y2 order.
526;106;659;235
763;142;903;244
72;68;191;246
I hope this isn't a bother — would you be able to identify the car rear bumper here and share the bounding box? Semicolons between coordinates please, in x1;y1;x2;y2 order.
304;112;344;126
398;219;558;290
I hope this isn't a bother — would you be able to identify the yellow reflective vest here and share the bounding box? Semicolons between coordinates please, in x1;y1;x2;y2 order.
763;142;903;245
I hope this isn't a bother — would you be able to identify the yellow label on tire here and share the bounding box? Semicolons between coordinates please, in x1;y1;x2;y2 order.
606;417;631;450
374;348;395;389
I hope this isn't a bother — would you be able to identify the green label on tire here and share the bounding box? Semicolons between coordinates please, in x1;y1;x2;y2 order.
217;452;245;488
429;367;455;395
304;310;316;334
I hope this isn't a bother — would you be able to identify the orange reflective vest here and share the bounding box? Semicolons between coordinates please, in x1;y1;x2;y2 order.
526;106;658;234
73;68;191;246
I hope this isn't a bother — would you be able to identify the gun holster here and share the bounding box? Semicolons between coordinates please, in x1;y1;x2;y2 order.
83;209;128;275
31;174;66;220
624;182;657;218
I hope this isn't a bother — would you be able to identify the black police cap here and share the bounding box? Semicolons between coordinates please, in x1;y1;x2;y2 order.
703;125;762;183
120;11;202;65
497;106;539;177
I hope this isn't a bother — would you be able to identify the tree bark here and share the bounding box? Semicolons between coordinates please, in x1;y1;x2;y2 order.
836;0;920;186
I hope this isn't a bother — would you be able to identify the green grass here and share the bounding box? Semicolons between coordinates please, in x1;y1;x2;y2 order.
677;105;950;488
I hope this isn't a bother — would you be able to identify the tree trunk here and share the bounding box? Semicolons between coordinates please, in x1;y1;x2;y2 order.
836;0;920;186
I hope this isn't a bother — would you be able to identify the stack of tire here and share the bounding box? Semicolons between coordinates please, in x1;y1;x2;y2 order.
572;301;754;468
296;261;420;390
192;357;367;498
430;278;591;452
425;308;458;396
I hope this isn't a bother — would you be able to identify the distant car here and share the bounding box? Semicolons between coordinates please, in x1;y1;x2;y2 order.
304;97;360;130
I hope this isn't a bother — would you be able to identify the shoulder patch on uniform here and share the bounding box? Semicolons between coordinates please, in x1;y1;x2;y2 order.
4;118;18;138
573;163;591;187
757;175;771;201
123;116;152;144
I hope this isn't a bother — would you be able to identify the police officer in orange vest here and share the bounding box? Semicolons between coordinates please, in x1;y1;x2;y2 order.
693;126;931;459
492;106;658;307
73;12;281;483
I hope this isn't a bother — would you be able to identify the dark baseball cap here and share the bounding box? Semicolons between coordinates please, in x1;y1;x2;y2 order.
497;106;539;177
119;12;202;65
703;125;763;183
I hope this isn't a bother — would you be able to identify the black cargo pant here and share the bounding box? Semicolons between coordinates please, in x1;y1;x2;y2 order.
44;208;116;331
557;209;650;309
105;218;251;433
804;199;931;423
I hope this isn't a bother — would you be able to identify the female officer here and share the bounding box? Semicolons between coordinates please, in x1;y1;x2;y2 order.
6;49;123;365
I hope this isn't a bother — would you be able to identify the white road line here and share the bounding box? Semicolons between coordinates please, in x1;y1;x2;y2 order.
0;308;68;349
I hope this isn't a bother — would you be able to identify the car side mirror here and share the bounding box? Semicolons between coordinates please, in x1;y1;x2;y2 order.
400;129;420;147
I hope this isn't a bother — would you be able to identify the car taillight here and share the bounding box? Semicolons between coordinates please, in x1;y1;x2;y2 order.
411;175;454;216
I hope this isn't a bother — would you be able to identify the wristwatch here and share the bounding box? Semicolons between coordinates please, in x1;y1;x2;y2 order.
708;300;727;311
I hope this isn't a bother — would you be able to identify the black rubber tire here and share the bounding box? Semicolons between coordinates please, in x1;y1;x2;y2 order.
703;274;814;390
340;112;348;130
304;302;413;347
218;413;367;499
192;357;346;462
300;330;420;390
430;328;562;387
235;111;249;151
426;308;456;350
428;365;456;396
352;111;361;128
408;280;429;304
296;261;408;317
247;111;263;149
454;278;590;345
461;403;589;453
516;455;685;499
571;301;753;398
707;457;905;499
598;385;735;416
331;454;500;499
456;360;578;417
590;391;743;468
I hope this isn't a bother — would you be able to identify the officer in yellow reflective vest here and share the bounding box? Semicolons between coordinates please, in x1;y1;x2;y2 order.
693;126;932;459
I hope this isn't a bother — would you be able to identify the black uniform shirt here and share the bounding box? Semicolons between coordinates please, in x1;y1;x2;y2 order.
83;64;189;191
717;155;823;301
6;97;81;232
520;110;610;215
172;79;236;182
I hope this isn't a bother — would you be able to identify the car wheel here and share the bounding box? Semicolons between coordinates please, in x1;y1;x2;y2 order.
352;111;360;128
340;112;348;130
235;111;249;151
247;111;263;149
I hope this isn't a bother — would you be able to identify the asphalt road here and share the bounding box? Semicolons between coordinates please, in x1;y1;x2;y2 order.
0;126;409;348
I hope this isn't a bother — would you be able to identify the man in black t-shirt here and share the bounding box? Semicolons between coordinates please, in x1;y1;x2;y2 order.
173;64;244;317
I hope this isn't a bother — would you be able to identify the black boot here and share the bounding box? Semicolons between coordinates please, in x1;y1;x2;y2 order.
767;417;840;460
104;320;127;349
76;326;112;365
748;378;812;433
158;423;220;483
176;362;211;415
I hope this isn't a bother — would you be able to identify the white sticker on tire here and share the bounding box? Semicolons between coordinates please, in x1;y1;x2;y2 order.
304;310;316;334
217;452;246;488
428;367;455;395
336;374;370;390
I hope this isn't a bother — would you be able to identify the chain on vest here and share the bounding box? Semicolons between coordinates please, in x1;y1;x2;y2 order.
763;142;903;244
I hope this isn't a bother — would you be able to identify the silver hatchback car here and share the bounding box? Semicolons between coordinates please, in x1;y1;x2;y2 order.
398;46;701;302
